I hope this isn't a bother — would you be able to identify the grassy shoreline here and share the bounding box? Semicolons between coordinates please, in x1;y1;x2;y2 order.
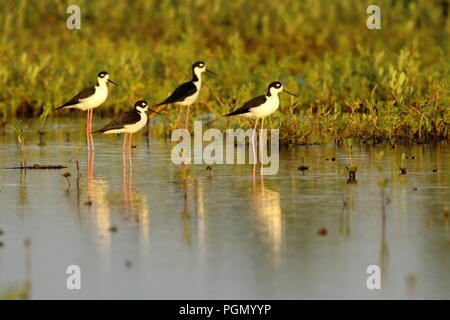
0;0;449;145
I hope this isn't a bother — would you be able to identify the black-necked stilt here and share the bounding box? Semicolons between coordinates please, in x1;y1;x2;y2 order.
225;81;296;174
55;71;118;152
154;61;216;131
225;81;296;132
92;100;160;167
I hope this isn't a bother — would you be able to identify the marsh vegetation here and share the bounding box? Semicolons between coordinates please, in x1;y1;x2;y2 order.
0;0;448;145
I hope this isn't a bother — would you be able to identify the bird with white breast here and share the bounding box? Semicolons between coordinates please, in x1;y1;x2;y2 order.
55;71;118;152
154;61;216;132
92;100;160;167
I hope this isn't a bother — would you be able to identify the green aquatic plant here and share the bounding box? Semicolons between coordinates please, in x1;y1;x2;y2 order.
10;120;29;167
297;158;309;172
344;138;357;182
39;105;51;127
37;105;52;146
400;152;407;174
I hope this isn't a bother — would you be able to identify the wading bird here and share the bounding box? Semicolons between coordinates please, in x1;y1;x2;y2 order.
92;100;160;168
225;81;296;137
225;81;296;173
154;61;216;132
55;71;118;152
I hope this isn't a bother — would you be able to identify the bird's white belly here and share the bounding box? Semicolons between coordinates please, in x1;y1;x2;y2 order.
123;115;147;133
249;97;279;119
105;113;148;134
178;91;199;106
79;86;108;111
178;81;200;106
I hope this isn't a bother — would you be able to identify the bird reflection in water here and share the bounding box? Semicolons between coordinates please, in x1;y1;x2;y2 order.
86;151;94;203
85;151;112;253
177;166;208;251
253;151;283;265
195;179;206;254
121;157;150;252
84;152;150;253
178;164;192;245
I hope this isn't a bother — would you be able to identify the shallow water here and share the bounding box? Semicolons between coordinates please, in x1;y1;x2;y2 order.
0;119;449;299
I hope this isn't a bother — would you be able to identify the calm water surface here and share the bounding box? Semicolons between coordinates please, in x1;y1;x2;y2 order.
0;119;449;299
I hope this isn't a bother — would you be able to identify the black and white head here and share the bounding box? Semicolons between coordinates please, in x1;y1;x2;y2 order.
134;100;161;115
267;81;296;97
192;61;217;78
97;71;118;86
134;100;149;113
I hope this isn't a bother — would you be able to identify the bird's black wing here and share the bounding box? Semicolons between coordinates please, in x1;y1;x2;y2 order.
154;81;197;106
225;95;267;116
92;110;140;133
56;86;96;110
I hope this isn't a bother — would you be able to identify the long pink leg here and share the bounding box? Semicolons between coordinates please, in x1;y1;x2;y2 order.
252;118;259;145
129;167;133;202
87;148;94;179
123;166;128;200
89;109;95;152
260;173;265;192
251;118;259;176
87;151;94;205
260;118;264;176
89;110;92;150
177;105;183;129
87;110;90;150
86;111;90;152
128;133;133;168
185;105;191;132
252;119;259;168
122;133;128;168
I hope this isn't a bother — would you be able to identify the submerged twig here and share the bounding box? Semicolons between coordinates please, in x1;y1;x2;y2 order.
5;164;67;170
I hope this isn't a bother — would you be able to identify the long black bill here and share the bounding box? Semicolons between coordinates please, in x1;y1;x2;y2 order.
283;89;297;97
108;79;119;86
206;69;218;76
149;108;162;115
